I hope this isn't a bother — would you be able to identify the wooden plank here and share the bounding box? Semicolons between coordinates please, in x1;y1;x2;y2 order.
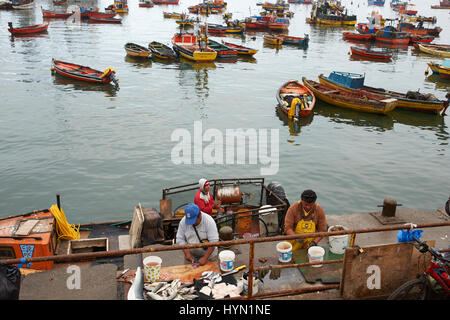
340;243;414;299
15;220;39;236
160;198;173;220
120;261;221;284
129;205;144;249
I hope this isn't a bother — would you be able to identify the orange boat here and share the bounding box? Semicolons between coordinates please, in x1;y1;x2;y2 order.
276;80;315;119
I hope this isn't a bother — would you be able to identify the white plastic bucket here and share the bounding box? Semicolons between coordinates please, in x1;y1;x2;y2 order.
308;246;325;267
143;255;162;282
219;250;235;272
276;241;292;263
328;225;350;255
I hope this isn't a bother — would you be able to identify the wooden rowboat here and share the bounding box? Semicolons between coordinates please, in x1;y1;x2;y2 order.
41;7;73;19
8;21;49;35
86;11;117;18
427;60;450;80
124;43;151;58
302;77;397;115
277;80;315;119
222;41;258;56
263;34;283;46
418;43;450;58
163;12;183;19
53;0;67;5
51;59;118;86
88;16;122;24
148;41;178;60
12;0;34;9
342;31;373;41
318;72;445;114
278;34;309;46
207;39;238;59
350;46;392;60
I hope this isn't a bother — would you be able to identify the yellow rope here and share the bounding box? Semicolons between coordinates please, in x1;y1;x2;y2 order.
49;204;80;240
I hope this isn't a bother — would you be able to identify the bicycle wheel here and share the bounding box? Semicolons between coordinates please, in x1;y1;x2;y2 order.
388;278;428;300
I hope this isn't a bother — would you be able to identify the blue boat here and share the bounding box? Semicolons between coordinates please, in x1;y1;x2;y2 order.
368;0;385;6
279;34;309;46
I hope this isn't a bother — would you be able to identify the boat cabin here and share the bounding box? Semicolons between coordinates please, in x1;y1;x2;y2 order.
0;210;56;270
327;71;364;89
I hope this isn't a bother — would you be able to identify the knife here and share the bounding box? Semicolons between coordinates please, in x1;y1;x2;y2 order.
222;265;246;277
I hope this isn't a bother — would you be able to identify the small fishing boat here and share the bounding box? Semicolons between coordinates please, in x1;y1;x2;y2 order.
148;41;178;60
86;11;117;18
398;22;442;37
139;0;154;7
374;30;410;45
427;59;450;80
124;43;151;58
277;80;315;119
171;32;217;63
51;59;118;85
53;0;67;5
8;21;49;35
342;31;373;41
318;71;445;114
176;18;196;26
302;77;397;115
350;46;392;60
222;41;258;56
41;7;72;18
163;12;183;19
263;34;283;46
267;17;290;31
278;34;309;46
356;23;380;34
207;39;238;59
431;0;450;8
418;43;450;58
88;16;122;24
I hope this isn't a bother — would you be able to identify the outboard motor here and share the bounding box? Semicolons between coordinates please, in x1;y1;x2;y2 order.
266;182;290;234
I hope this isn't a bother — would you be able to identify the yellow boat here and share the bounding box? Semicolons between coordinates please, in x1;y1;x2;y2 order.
302;77;397;115
418;43;450;58
263;34;283;46
124;43;151;58
163;12;184;19
427;60;450;80
318;72;445;114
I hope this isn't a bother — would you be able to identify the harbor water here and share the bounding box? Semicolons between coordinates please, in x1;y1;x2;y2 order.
0;0;449;223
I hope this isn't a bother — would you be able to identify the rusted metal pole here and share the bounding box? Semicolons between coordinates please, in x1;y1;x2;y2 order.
227;284;340;300
1;221;449;265
254;259;344;272
247;242;255;299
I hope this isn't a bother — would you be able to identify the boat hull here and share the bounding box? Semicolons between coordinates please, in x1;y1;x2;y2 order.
8;22;49;35
318;74;444;114
52;59;117;85
418;43;450;58
277;80;315;119
148;42;177;60
350;46;392;59
303;77;396;115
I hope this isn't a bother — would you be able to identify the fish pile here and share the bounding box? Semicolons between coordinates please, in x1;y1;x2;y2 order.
199;271;243;299
143;279;198;300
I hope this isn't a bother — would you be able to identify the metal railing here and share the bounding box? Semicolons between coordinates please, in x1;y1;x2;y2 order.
1;221;449;299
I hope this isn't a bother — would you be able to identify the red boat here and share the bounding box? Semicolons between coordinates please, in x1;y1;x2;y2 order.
8;22;49;35
41;7;73;19
374;28;410;45
350;46;392;60
88;16;122;23
51;59;118;85
410;35;435;45
153;0;179;4
357;23;380;34
342;31;373;41
86;11;116;18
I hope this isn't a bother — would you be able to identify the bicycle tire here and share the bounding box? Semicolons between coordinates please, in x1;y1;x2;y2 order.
387;278;428;300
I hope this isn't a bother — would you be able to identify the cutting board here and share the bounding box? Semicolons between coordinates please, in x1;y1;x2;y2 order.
293;246;343;284
118;262;221;284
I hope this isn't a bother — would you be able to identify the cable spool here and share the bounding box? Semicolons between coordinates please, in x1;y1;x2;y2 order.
215;185;242;204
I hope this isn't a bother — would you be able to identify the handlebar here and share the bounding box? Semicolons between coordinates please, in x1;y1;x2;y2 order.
412;236;449;265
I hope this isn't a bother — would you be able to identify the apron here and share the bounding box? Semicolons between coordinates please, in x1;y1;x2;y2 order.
288;201;316;251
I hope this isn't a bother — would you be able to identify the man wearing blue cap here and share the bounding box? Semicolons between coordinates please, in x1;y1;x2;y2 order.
176;203;219;266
